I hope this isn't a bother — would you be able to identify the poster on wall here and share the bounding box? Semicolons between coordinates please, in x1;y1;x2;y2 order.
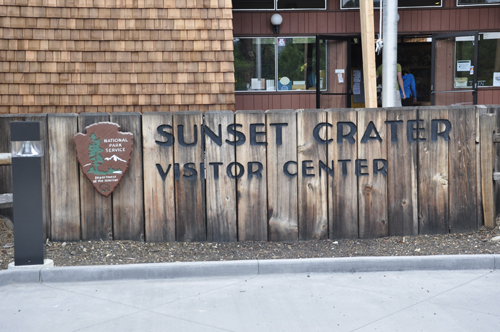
352;69;365;104
457;60;471;72
494;72;500;87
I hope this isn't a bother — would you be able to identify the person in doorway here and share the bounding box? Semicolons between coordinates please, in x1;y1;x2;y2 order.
376;63;406;107
400;67;417;106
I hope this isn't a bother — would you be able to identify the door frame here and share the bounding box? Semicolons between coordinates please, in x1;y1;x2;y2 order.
315;35;354;109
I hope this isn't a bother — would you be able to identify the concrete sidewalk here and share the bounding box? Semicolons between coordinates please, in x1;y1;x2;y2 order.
1;255;500;331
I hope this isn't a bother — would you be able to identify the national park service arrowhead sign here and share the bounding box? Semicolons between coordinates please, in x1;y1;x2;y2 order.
74;122;133;197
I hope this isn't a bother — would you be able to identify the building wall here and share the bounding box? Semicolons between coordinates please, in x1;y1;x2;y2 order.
233;1;500;110
0;0;235;114
233;2;500;37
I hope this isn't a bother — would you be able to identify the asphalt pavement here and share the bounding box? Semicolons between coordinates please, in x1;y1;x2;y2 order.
1;255;500;332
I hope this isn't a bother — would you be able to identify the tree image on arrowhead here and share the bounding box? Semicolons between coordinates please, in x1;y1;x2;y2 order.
87;133;122;175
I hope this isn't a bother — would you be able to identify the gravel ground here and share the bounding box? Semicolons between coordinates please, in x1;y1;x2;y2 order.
2;217;500;271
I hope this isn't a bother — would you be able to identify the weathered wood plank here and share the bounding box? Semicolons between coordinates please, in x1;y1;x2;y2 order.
173;111;206;242
386;108;418;236
205;111;237;242
493;105;500;223
48;114;81;241
297;109;328;240
448;106;477;233
0;153;11;165
327;108;358;239
476;105;488;229
109;112;144;241
418;106;449;234
78;113;113;241
142;112;176;242
235;110;268;241
357;108;388;238
266;109;298;242
480;112;497;229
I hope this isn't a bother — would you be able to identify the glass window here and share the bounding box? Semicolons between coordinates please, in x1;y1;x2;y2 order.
277;38;326;91
457;0;500;6
277;0;327;9
232;0;326;10
341;0;442;9
234;37;327;92
232;0;274;10
455;33;500;88
234;38;275;91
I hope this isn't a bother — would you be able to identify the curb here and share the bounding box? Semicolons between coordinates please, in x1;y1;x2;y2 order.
0;254;498;286
258;255;498;274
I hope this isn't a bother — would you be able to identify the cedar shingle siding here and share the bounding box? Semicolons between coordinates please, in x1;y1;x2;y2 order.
0;0;235;113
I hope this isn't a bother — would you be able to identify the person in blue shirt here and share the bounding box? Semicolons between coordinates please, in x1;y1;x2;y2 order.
400;67;417;106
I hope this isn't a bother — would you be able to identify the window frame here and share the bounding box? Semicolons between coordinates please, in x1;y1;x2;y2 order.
340;0;443;10
454;32;500;88
233;36;328;93
232;0;327;11
456;0;500;7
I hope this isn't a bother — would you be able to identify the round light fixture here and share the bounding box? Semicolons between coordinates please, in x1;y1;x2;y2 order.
271;13;283;34
271;13;283;26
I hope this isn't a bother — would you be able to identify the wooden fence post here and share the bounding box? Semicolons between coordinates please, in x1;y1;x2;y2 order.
266;109;298;242
235;110;268;241
173;111;206;242
78;113;113;241
297;109;328;240
357;108;388;238
205;111;237;242
386;107;418;236
480;112;498;229
327;109;359;239
418;106;449;235
475;106;488;229
48;114;81;241
448;106;477;233
142;112;176;242
110;112;144;241
493;105;500;224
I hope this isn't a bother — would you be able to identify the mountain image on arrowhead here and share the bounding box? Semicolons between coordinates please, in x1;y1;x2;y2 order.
74;122;133;197
105;155;127;163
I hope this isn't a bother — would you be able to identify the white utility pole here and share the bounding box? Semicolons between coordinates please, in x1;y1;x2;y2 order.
382;0;399;107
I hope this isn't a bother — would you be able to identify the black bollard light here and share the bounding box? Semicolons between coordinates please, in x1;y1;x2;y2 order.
11;121;45;266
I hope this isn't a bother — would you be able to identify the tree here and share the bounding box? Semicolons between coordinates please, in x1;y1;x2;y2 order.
88;133;104;174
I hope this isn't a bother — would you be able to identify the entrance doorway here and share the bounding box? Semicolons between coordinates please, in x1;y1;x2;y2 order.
353;35;433;108
315;35;434;109
315;35;354;109
398;36;433;106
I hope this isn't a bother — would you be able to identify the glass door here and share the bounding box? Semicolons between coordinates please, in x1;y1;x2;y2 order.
431;32;479;106
316;35;353;109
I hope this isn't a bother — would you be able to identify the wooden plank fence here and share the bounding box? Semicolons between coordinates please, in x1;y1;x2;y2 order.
1;105;499;242
0;154;13;211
